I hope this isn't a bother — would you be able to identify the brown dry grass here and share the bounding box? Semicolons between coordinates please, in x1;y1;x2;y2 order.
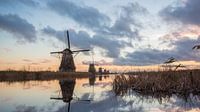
113;69;200;101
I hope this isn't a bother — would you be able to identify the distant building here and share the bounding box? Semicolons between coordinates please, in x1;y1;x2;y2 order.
98;67;103;74
88;64;96;73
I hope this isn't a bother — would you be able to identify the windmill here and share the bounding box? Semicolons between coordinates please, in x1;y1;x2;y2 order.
50;30;90;72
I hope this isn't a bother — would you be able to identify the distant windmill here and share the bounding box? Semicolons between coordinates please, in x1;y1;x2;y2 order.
192;45;200;50
50;30;90;72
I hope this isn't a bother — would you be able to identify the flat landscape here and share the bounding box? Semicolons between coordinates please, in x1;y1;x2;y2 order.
1;0;200;111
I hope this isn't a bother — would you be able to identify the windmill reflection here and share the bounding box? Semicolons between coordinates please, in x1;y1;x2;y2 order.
50;79;75;112
89;74;96;86
51;79;91;112
99;75;102;81
59;79;75;103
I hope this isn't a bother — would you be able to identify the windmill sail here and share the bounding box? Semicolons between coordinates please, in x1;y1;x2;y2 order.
50;51;63;54
72;49;90;52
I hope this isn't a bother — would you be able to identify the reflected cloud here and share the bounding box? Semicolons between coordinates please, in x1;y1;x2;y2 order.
1;76;200;112
14;105;37;112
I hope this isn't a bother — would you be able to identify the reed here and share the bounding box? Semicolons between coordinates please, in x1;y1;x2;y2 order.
113;69;200;101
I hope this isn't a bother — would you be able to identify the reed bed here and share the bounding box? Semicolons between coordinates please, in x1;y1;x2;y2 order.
113;70;200;101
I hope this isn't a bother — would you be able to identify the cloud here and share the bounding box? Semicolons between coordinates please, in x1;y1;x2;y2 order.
42;2;148;58
82;59;112;66
42;26;92;49
40;59;51;63
22;59;51;64
42;26;128;58
22;59;32;62
2;48;12;52
160;0;200;25
47;0;110;29
0;0;39;7
30;63;39;65
0;14;36;43
47;1;146;40
14;105;37;112
114;37;200;65
18;0;39;7
105;3;147;39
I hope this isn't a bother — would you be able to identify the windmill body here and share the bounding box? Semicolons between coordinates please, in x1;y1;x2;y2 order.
51;30;89;72
59;48;75;72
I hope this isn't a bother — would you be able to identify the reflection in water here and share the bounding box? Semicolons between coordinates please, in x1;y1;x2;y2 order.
0;75;200;112
50;79;75;112
99;75;102;81
113;75;200;111
51;78;93;112
89;74;96;86
59;79;75;103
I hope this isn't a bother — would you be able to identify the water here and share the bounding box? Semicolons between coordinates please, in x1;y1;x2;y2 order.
0;75;200;112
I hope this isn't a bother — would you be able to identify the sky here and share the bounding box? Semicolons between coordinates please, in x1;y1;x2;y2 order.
0;0;200;71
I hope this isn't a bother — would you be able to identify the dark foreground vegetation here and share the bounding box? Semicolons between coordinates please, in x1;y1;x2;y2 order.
113;69;200;102
0;71;91;82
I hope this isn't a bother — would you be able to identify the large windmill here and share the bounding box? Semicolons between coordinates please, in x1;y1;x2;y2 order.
50;30;90;72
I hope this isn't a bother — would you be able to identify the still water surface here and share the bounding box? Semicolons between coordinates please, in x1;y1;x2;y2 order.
0;75;200;112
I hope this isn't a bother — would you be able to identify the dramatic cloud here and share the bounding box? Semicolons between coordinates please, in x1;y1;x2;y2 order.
160;0;200;25
47;0;110;29
114;37;200;65
47;1;145;40
0;14;36;42
42;2;148;59
106;3;147;39
42;26;91;49
42;26;127;58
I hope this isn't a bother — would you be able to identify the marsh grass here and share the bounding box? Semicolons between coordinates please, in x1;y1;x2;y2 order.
113;70;200;102
0;71;91;82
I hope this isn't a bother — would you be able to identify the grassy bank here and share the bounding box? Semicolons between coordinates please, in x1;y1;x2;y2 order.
113;69;200;101
0;71;91;82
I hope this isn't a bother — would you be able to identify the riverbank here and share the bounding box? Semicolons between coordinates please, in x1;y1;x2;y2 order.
0;71;92;82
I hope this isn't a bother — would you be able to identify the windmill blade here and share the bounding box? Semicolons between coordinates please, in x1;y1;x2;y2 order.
72;49;90;53
50;97;63;100
50;51;63;54
73;97;92;102
77;99;91;102
66;30;71;49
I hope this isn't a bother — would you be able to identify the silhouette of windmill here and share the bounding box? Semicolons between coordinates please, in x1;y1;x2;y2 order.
50;30;90;72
